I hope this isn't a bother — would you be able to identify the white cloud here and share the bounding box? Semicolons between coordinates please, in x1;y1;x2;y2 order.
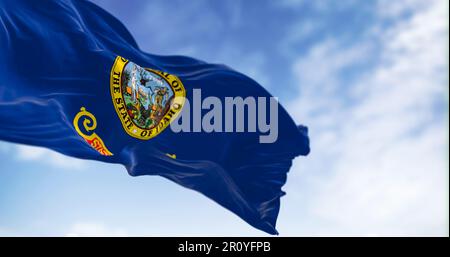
277;0;360;11
0;228;16;236
376;0;429;19
0;142;12;153
283;0;448;236
15;144;85;170
65;222;128;237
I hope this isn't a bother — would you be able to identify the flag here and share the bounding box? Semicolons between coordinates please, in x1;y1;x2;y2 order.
0;0;309;235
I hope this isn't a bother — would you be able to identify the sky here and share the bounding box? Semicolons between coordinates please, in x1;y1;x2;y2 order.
0;0;448;236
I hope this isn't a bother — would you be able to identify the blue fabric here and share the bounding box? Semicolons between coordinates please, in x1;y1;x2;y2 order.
0;0;309;234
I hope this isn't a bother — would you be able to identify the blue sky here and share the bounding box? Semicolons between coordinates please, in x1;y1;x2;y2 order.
0;0;448;236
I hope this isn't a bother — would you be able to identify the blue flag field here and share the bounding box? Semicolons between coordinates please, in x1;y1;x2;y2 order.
0;0;309;234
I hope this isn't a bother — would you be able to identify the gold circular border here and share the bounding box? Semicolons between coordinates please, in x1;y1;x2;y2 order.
110;56;186;140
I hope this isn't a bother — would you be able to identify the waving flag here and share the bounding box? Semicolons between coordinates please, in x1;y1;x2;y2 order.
0;0;309;235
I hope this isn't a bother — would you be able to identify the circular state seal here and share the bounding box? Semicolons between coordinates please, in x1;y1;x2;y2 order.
110;56;186;140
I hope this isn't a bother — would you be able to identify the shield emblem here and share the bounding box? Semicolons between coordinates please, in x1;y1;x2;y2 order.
110;56;185;140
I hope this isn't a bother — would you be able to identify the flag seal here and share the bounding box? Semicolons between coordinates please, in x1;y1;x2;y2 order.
110;56;186;140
